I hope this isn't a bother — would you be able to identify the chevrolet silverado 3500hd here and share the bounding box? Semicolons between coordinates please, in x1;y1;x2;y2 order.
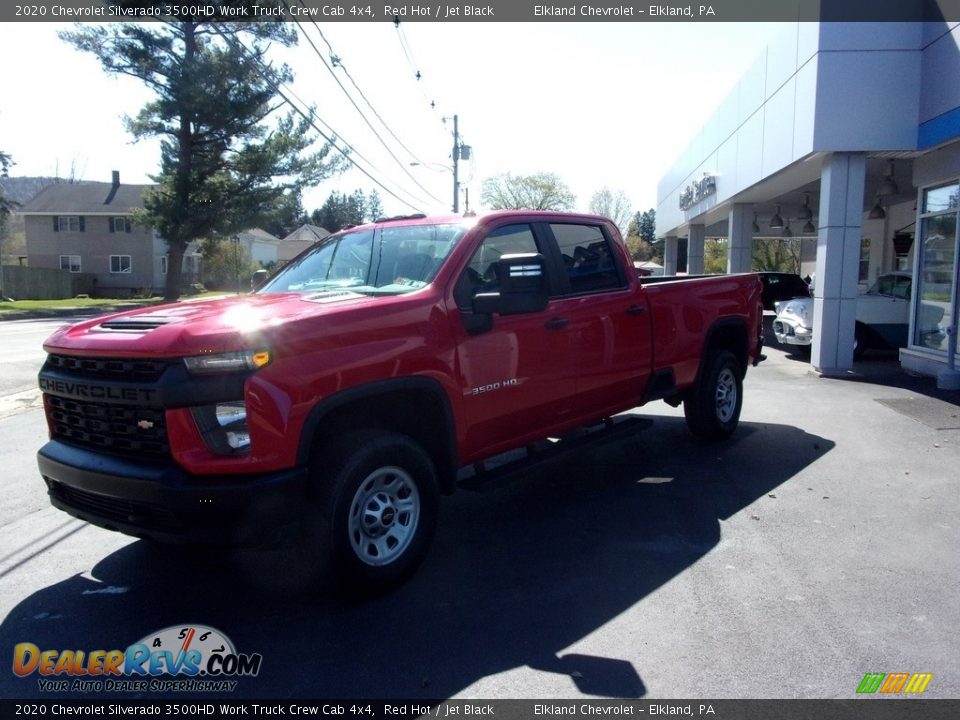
38;211;763;592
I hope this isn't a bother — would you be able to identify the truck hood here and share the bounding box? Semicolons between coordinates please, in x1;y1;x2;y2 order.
42;291;379;357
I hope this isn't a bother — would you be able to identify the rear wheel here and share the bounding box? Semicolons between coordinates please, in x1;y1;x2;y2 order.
684;350;743;440
308;430;439;595
853;323;867;360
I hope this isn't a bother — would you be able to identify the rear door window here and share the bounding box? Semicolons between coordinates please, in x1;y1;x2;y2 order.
550;223;625;294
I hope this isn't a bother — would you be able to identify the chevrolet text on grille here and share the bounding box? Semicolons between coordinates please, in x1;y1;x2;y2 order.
38;378;157;403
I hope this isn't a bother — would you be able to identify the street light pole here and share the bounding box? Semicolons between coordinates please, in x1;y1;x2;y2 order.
233;236;241;295
452;114;460;214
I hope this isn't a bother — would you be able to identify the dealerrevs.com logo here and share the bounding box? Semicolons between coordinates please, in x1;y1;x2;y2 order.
856;672;933;695
13;624;261;693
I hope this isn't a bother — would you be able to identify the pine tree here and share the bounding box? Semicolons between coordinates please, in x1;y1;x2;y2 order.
62;10;345;299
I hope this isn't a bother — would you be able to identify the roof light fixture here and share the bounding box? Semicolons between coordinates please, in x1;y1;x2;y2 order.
769;205;784;229
878;160;899;197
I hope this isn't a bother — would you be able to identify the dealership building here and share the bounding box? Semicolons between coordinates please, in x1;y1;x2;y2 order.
655;21;960;388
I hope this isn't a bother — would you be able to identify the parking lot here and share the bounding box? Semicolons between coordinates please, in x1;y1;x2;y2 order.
0;317;958;700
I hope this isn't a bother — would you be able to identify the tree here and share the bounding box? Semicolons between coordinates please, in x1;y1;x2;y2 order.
623;208;662;264
637;209;656;245
588;187;632;234
312;190;366;232
259;191;304;240
200;238;258;291
481;172;575;211
1;150;16;299
0;149;14;217
753;237;801;273
704;238;728;274
62;8;346;299
308;188;385;231
365;189;384;222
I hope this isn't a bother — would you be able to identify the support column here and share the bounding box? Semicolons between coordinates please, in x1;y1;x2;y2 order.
727;204;753;273
812;152;866;375
664;236;679;276
687;224;705;275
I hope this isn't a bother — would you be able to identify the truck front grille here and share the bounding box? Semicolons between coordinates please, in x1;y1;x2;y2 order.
46;354;168;382
47;396;170;461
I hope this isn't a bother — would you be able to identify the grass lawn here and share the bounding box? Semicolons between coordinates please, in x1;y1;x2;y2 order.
0;296;166;320
0;293;239;320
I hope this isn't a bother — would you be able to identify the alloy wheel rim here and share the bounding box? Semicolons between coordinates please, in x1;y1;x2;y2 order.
348;466;420;567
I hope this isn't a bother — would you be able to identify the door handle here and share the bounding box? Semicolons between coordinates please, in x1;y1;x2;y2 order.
627;304;646;316
544;317;569;330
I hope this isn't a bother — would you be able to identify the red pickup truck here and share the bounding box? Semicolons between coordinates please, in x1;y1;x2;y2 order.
37;211;763;592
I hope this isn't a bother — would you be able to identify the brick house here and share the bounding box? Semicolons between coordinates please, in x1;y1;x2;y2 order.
20;171;201;296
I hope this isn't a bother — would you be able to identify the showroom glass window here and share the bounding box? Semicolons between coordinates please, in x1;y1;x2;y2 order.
913;182;959;351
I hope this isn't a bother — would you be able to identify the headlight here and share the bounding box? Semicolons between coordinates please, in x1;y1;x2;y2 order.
191;401;251;455
781;301;810;323
183;349;271;375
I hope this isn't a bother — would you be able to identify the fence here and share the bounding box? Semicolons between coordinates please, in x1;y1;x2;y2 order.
1;265;96;300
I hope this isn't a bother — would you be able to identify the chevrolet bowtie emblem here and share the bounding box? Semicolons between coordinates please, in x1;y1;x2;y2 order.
137;420;154;430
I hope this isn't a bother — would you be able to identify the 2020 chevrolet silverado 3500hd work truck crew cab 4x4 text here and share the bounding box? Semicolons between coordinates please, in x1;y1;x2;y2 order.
37;211;763;593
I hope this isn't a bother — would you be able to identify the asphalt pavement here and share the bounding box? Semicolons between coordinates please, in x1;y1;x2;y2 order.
0;321;957;701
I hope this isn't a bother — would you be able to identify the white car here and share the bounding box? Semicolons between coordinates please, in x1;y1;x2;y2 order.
772;272;945;358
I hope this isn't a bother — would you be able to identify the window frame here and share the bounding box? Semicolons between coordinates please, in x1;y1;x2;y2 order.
544;221;629;297
59;255;81;273
453;222;545;311
55;216;83;233
111;216;132;233
110;254;132;274
910;179;959;354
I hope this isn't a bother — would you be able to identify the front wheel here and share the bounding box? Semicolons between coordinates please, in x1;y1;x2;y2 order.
309;430;439;595
684;350;744;440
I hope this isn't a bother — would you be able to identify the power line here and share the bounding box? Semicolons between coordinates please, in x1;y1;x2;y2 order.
287;1;447;207
212;25;431;213
392;19;453;144
307;19;430;167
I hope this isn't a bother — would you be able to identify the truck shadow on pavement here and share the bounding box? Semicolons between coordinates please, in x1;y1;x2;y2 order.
1;417;832;701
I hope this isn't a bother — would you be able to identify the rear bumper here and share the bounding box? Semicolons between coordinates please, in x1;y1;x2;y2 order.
37;440;308;546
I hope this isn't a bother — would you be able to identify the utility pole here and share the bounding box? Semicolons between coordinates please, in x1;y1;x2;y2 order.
452;114;460;214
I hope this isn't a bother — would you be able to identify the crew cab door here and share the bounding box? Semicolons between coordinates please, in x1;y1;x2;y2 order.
543;221;653;419
451;222;577;460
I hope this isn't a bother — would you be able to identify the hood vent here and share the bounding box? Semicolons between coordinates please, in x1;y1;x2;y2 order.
98;317;175;332
304;290;366;304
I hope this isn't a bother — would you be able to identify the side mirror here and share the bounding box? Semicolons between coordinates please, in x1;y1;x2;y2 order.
472;253;548;316
251;269;269;291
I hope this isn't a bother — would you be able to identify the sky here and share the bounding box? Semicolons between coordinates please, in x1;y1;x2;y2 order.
0;20;785;222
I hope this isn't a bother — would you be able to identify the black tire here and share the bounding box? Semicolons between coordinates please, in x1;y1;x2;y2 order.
853;323;867;360
683;350;743;440
308;430;439;595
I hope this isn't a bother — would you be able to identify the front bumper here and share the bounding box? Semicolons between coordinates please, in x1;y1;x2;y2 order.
38;440;308;546
773;317;813;347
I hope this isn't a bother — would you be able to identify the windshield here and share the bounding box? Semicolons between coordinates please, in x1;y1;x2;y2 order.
867;274;911;299
260;223;467;296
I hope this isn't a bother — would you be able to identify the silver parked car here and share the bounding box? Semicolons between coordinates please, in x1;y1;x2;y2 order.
772;272;945;359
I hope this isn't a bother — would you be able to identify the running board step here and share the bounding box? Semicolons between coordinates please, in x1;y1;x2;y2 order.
458;416;653;491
